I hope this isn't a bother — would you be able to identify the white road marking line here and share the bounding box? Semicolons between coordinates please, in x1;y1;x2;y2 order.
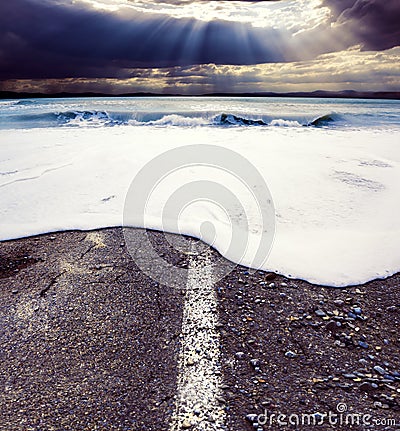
170;249;226;431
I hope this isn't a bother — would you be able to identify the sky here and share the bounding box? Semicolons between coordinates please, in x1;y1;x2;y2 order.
0;0;399;94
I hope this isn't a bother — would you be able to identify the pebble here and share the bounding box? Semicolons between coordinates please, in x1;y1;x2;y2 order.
11;288;19;294
359;382;375;392
182;419;192;429
386;306;396;312
333;300;344;306
358;341;369;349
326;321;341;332
338;382;353;389
383;375;395;381
373;365;386;375
285;351;297;358
381;394;394;402
250;359;260;367
235;352;245;360
353;307;362;315
315;309;326;317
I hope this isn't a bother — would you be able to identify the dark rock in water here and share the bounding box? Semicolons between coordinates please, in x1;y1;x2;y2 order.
310;114;335;127
219;113;266;126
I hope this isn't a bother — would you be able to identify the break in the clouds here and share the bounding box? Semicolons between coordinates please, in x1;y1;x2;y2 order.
0;0;399;93
4;46;399;94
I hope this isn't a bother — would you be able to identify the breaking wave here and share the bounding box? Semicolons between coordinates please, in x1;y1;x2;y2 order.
1;108;346;129
55;110;340;128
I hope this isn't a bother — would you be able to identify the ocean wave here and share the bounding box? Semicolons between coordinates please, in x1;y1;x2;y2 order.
15;100;35;106
56;110;118;126
216;113;267;126
146;114;210;127
1;108;342;129
308;113;338;127
0;100;20;106
270;119;303;127
216;113;337;128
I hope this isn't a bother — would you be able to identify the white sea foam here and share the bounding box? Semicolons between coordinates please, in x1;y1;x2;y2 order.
269;119;302;127
0;125;399;286
147;114;210;127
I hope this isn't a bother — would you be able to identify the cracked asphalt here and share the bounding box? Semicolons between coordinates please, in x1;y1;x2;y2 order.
0;228;399;431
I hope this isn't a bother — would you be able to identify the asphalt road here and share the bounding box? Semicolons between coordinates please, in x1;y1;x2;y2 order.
0;228;399;431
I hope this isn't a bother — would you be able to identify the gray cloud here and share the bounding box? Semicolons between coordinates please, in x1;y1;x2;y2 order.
0;0;398;87
2;46;398;94
0;0;299;80
324;0;400;50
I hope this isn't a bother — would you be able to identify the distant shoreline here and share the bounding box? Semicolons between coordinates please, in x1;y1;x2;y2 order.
1;90;399;100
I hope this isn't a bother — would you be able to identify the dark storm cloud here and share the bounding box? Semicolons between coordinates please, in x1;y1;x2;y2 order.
127;0;275;3
0;0;296;80
0;0;398;83
324;0;400;50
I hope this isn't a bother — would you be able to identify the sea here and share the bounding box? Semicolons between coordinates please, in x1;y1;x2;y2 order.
0;96;399;286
